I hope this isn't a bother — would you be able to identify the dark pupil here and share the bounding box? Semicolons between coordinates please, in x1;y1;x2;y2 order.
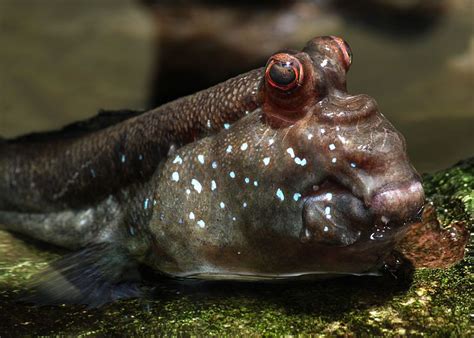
269;62;296;86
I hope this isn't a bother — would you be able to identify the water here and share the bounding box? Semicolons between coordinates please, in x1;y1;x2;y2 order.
0;0;472;174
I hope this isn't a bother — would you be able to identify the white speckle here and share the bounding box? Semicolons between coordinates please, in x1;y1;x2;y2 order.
253;181;258;187
197;154;205;164
338;135;347;144
186;189;191;195
237;251;241;255
245;110;249;115
320;128;326;134
191;179;202;193
121;154;126;163
263;157;271;166
211;180;217;191
207;119;211;128
240;142;248;151
171;172;180;182
189;212;195;220
323;226;329;232
320;59;328;67
381;216;390;224
304;228;311;239
153;200;157;206
245;177;250;184
325;206;331;215
197;220;206;228
138;154;143;161
229;171;236;178
294;157;307;166
143;198;150;209
243;202;248;208
173;155;183;164
220;202;225;209
212;161;218;169
336;126;340;131
268;138;275;145
276;188;285;201
226;145;233;153
332;157;337;163
329;143;336;150
307;133;313;140
326;214;332;219
293;193;301;201
350;162;357;168
232;216;236;221
313;185;320;191
286;148;295;158
325;193;333;201
224;123;230;129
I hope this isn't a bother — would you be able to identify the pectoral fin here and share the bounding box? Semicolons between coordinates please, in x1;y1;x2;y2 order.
301;185;373;246
21;243;144;307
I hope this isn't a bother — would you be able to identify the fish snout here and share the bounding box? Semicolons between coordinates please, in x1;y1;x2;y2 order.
369;180;425;222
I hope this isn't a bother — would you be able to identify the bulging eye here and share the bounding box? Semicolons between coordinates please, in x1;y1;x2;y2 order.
265;54;303;91
329;36;353;71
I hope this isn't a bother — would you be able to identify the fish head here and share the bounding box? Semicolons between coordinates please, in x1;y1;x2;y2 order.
151;36;424;278
261;35;424;228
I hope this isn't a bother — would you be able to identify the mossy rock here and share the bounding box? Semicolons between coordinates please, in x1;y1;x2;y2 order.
1;159;472;335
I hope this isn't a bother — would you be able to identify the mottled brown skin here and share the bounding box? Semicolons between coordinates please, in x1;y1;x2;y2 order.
145;37;425;279
0;36;460;306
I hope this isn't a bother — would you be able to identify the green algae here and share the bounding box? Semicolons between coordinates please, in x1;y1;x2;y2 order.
1;159;472;335
423;157;474;225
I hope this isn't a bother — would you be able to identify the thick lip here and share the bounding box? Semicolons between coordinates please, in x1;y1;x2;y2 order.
369;180;425;221
369;180;422;204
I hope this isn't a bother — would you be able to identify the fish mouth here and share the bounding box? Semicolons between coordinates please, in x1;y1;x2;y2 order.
368;180;425;223
303;177;424;231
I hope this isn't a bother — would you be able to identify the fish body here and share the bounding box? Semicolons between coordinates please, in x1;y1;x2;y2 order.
0;36;426;305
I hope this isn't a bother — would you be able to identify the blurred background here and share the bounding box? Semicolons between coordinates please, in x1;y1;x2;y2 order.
0;0;472;173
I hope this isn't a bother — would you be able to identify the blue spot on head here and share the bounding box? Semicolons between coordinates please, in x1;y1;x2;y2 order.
276;188;285;201
293;193;301;201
